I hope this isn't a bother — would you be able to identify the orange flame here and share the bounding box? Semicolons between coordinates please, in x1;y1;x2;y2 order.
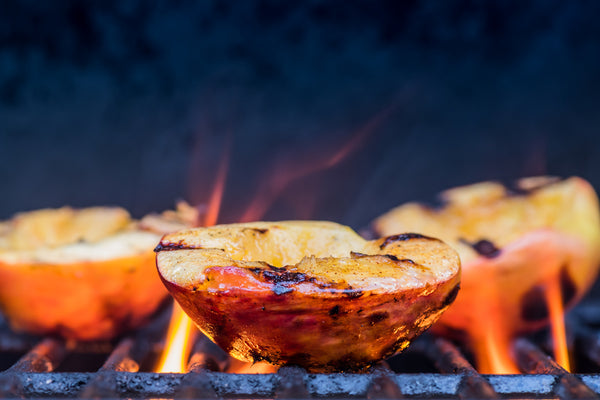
156;304;198;373
468;270;571;374
471;323;521;374
156;141;230;373
240;105;394;222
468;283;521;374
156;106;395;372
545;277;571;371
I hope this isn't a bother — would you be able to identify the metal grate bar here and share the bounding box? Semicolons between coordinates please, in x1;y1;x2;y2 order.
187;334;229;372
413;336;497;399
514;338;599;399
175;372;219;399
367;372;404;398
274;366;311;399
99;337;139;372
8;338;66;373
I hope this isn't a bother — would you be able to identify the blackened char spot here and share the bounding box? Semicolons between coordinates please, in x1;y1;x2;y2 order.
245;227;269;234
262;270;312;284
368;311;389;325
442;284;460;308
268;265;287;272
386;255;417;264
343;289;364;299
329;305;340;317
379;233;439;249
560;265;577;306
249;267;315;284
248;349;277;364
351;252;415;264
460;238;500;258
521;285;548;322
154;240;199;252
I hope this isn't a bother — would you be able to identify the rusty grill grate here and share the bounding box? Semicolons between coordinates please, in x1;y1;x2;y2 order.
2;302;600;399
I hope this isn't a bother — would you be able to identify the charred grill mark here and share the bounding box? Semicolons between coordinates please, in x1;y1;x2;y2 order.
367;311;389;325
351;251;416;264
248;267;325;295
379;233;439;249
560;265;577;306
262;270;314;284
343;288;364;298
269;265;287;272
154;240;200;252
248;349;278;364
256;261;285;272
385;255;417;264
248;267;314;284
460;238;500;258
442;284;460;308
244;227;269;234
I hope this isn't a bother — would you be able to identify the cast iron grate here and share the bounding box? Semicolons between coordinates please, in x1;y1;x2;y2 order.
2;302;600;399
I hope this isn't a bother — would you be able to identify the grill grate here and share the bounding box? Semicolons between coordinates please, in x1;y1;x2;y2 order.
2;303;600;399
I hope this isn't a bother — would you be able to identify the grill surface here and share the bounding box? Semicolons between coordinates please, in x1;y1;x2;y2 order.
1;301;600;399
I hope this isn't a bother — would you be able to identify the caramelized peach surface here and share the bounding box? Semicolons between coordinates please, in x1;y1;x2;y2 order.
0;204;195;340
374;176;600;336
156;221;460;372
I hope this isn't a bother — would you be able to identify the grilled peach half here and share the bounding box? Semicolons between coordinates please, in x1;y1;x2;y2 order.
156;221;461;372
0;203;197;341
374;176;600;337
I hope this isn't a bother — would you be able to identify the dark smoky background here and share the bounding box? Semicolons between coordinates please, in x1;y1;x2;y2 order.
1;0;600;230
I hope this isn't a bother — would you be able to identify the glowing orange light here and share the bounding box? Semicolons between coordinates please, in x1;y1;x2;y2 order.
156;141;230;373
471;323;521;374
156;303;197;373
469;302;521;374
467;269;571;374
228;359;278;374
545;277;571;371
463;267;521;374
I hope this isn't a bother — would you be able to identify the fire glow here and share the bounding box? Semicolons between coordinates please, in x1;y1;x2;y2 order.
154;119;384;373
154;116;574;376
546;277;571;372
469;272;572;374
155;143;230;373
155;304;197;373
